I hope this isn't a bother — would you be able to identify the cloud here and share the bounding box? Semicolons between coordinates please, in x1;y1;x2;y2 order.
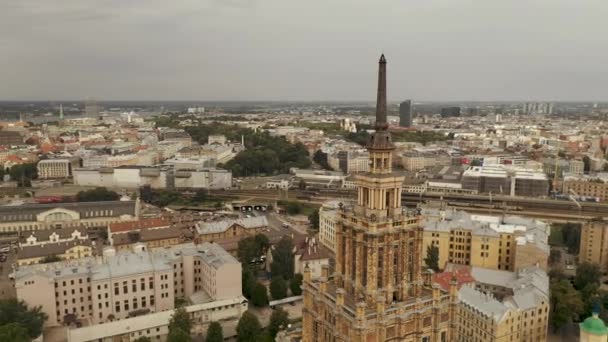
0;0;607;101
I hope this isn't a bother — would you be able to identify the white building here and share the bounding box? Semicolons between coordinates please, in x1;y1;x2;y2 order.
38;159;78;179
319;200;340;252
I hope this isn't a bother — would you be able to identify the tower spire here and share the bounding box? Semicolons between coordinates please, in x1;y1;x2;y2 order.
375;54;388;130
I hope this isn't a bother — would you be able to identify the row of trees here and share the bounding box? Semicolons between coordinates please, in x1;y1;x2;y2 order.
236;308;289;341
75;187;120;202
0;299;47;341
5;163;38;187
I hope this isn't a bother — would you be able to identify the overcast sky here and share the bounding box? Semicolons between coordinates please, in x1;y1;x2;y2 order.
1;0;607;102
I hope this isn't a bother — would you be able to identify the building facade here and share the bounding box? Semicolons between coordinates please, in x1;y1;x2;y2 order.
563;174;608;202
422;209;549;272
318;201;339;252
399;100;413;127
15;242;241;327
579;219;608;272
38;159;79;179
195;216;268;243
0;200;139;234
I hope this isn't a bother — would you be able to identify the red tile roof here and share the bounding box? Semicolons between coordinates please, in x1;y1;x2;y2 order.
432;267;476;292
109;218;171;233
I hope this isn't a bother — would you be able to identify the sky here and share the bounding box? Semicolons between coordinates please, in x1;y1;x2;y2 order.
1;0;607;102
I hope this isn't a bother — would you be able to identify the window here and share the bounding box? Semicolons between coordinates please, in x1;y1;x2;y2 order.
150;295;155;306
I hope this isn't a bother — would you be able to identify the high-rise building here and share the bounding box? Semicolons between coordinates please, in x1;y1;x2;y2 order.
579;219;608;272
399;100;412;127
303;55;454;341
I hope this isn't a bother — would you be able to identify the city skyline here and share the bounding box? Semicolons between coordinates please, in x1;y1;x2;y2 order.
1;0;607;102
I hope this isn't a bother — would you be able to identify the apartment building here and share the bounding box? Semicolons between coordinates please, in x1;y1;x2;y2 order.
422;209;549;272
318;200;340;252
38;158;79;179
327;151;370;174
542;158;585;177
195;216;268;242
400;152;438;171
15;242;241;327
0;200;139;234
563;173;608;201
457;265;549;341
579;219;608;272
109;218;182;252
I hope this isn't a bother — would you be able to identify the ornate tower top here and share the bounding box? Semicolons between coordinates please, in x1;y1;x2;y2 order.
366;54;395;172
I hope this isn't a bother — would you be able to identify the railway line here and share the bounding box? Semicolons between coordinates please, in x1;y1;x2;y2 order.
209;188;608;222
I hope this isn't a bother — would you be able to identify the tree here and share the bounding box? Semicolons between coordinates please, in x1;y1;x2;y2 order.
134;337;152;342
424;245;440;272
313;150;332;170
76;187;120;202
583;155;591;174
167;328;191;342
290;273;303;296
561;223;581;254
549;249;562;265
550;279;584;332
205;321;223;342
41;255;61;263
0;299;47;339
286;202;302;215
168;307;192;336
268;307;289;338
8;163;37;187
237;236;266;265
242;267;256;299
236;311;262;342
308;209;320;230
251;282;269;307
270;277;288;300
192;189;208;203
271;236;295;280
0;323;29;342
574;262;602;291
298;179;307;190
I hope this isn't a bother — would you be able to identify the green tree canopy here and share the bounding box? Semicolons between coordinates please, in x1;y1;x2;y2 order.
0;299;47;339
167;328;191;342
134;337;152;342
168;307;192;336
271;236;295;280
236;311;262;342
205;321;223;342
237;234;268;264
76;187;120;202
550;279;584;332
575;262;602;291
251;282;269;307
192;189;208;203
0;323;29;342
242;267;256;299
8;163;37;187
290;273;303;296
268;307;289;338
270;277;288;300
424;245;440;272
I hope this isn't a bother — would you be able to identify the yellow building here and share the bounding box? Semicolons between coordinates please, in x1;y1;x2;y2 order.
195;216;267;242
579;219;608;272
17;240;94;266
422;209;549;272
563;175;608;201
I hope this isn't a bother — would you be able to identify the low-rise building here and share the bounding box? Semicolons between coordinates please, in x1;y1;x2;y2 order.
196;216;267;243
563;173;608;201
38;158;79;179
0;200;139;234
293;236;331;279
109;218;182;252
19;227;89;247
17;240;94;266
462;165;549;197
